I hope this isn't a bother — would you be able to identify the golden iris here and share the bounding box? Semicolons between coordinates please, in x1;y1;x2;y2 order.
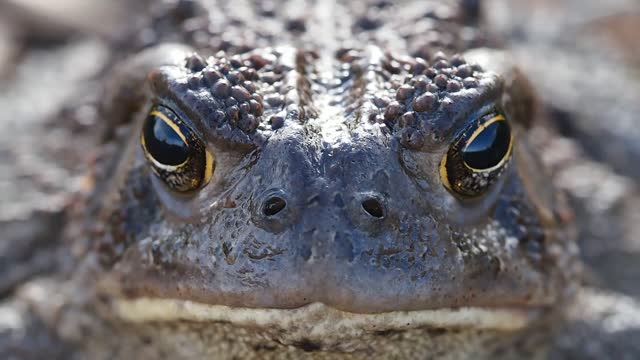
141;105;214;192
440;111;513;198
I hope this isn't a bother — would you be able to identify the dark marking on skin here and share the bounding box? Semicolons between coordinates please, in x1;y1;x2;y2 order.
293;339;323;352
374;329;406;337
426;328;450;337
222;242;235;265
251;343;278;352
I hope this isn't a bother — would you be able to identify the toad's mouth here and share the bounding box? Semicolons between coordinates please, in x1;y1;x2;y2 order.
113;297;544;337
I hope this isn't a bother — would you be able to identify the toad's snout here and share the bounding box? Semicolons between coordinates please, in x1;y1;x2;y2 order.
252;188;390;233
249;126;394;234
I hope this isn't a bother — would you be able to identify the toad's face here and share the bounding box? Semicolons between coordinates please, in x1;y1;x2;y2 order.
91;46;578;340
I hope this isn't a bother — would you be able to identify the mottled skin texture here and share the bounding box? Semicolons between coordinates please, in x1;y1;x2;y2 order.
96;44;576;313
1;0;586;359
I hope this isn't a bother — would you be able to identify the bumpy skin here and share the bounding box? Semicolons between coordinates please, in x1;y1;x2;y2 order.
95;45;578;313
14;0;582;358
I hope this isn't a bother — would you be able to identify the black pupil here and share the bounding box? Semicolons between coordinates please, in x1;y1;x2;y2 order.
143;113;190;166
462;119;511;170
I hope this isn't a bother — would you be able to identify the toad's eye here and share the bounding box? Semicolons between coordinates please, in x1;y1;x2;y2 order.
440;111;513;198
141;105;214;192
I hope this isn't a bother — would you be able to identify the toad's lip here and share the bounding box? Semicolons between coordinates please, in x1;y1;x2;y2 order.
113;297;544;335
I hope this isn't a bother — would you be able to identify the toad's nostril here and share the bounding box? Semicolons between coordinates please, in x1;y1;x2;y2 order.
262;196;287;216
361;197;385;218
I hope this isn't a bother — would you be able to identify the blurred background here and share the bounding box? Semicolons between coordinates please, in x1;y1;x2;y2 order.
0;0;638;356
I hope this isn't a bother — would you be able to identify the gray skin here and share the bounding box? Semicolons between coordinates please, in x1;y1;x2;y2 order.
0;0;595;358
94;44;577;313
